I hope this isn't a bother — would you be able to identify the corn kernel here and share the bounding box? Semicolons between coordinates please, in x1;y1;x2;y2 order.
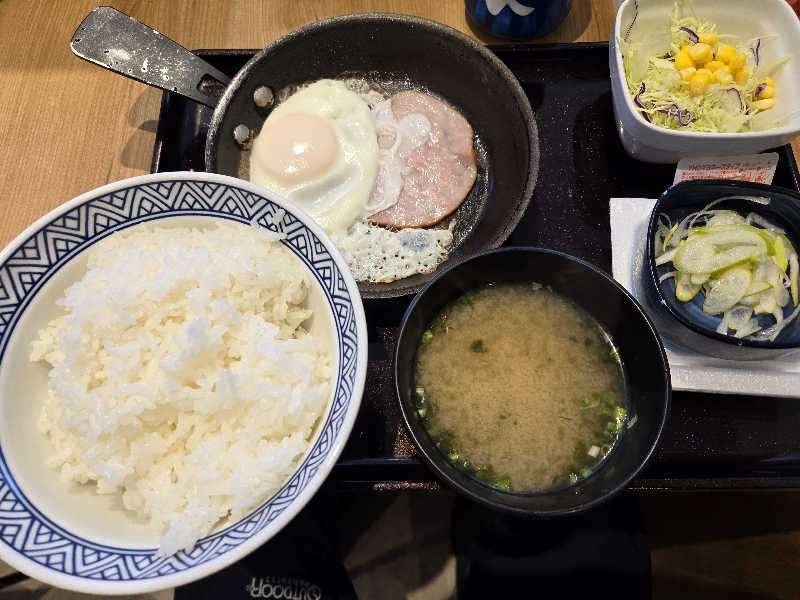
734;67;750;86
689;71;712;94
729;53;747;70
716;44;736;63
680;67;697;81
758;85;775;99
674;50;694;70
699;32;718;45
696;68;713;78
753;98;776;111
758;76;775;87
705;60;725;72
681;44;692;54
713;69;733;84
688;42;713;63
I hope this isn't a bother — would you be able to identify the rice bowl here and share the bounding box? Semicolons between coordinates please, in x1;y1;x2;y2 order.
0;172;367;594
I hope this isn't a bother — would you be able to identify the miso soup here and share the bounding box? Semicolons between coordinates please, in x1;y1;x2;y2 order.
414;283;626;492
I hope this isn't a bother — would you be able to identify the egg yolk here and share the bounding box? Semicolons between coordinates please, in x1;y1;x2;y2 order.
253;112;340;184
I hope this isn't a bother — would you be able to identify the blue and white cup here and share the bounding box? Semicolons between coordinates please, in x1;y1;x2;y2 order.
465;0;572;39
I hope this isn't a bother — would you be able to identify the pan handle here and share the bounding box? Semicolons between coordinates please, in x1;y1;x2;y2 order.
70;6;231;108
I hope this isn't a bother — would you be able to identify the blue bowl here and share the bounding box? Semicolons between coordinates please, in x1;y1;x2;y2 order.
644;180;800;361
465;0;572;40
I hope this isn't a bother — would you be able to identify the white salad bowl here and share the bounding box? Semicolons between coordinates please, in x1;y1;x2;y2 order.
610;0;800;163
0;172;367;594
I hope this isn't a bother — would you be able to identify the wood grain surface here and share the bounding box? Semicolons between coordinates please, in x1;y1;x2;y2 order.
0;1;794;250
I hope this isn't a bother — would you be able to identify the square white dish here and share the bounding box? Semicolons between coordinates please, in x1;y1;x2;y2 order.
610;0;800;163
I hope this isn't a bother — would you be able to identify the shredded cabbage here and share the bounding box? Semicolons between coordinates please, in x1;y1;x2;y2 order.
621;0;790;133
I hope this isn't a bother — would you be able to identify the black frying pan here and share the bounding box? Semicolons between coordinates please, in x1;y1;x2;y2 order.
71;7;539;299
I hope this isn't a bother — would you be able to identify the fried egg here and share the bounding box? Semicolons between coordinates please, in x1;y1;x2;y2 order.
248;80;478;283
249;79;379;235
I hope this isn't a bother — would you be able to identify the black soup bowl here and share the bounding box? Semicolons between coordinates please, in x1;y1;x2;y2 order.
395;248;671;516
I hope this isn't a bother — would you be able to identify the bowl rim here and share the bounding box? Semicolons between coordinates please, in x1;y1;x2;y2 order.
645;179;800;349
395;246;671;516
613;0;800;139
0;171;368;594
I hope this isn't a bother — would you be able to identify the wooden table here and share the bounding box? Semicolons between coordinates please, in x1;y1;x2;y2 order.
0;0;614;250
0;0;795;252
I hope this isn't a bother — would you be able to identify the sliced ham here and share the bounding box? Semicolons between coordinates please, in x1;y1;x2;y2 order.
368;91;477;228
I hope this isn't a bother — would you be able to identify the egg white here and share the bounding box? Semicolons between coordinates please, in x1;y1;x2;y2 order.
249;79;379;235
366;97;433;216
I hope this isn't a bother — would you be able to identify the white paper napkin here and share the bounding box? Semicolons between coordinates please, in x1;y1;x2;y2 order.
610;197;800;398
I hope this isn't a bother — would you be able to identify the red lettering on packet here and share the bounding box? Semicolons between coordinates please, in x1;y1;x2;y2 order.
674;154;777;185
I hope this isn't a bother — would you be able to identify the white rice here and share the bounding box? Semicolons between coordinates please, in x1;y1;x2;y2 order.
30;221;332;556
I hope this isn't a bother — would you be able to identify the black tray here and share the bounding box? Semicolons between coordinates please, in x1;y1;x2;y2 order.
152;43;800;491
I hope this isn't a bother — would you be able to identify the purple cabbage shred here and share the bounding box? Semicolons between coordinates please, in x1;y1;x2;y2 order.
751;39;761;66
623;0;639;42
656;103;692;126
678;26;699;44
727;87;744;112
633;81;652;122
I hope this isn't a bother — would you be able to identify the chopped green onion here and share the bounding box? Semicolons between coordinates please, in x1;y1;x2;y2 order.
493;477;512;491
475;465;497;481
470;339;488;353
609;346;621;365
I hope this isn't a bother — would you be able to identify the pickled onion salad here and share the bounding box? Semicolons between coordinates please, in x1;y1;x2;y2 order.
654;196;799;341
621;0;790;132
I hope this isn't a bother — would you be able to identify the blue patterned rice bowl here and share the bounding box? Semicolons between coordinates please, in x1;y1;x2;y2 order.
0;172;367;594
